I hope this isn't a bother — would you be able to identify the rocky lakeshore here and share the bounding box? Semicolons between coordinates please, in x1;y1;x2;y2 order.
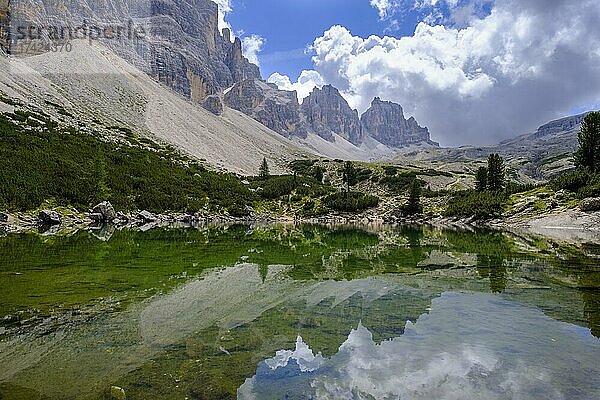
3;199;600;247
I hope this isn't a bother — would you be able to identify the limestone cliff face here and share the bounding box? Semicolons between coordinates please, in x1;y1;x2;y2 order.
301;85;362;144
5;0;261;100
224;79;308;138
361;97;437;147
532;113;588;139
2;1;439;150
224;83;437;148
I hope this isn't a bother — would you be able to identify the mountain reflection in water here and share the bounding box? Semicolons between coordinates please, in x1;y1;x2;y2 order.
0;224;598;399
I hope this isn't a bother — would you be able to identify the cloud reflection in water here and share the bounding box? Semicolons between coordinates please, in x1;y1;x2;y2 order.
239;292;600;400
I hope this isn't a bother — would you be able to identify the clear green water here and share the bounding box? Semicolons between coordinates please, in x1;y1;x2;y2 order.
0;224;598;399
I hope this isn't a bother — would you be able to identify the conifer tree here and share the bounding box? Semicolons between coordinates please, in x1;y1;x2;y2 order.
575;111;600;173
487;154;505;192
475;166;488;192
342;161;357;192
405;179;423;215
259;157;270;179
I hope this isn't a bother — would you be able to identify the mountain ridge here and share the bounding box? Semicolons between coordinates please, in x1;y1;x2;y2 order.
223;79;438;150
2;0;438;151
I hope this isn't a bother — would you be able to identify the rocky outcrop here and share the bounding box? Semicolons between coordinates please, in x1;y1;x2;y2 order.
137;210;157;222
301;85;362;144
361;98;437;148
224;79;308;138
3;1;440;150
580;198;600;212
39;210;62;225
533;113;588;139
5;0;261;101
202;95;224;115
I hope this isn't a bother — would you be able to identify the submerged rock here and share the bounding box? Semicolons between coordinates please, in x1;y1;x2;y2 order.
90;224;116;242
39;210;61;225
0;212;8;222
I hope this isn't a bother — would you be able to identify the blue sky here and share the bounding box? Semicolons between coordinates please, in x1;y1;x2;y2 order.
228;0;422;79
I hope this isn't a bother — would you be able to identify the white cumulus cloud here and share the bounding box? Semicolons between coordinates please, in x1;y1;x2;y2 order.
267;70;325;102
370;0;398;19
273;0;600;146
241;35;265;66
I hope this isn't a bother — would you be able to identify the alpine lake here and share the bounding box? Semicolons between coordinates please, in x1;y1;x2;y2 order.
0;223;598;399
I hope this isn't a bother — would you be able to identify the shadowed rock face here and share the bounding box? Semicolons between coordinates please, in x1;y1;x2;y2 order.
532;112;588;139
224;79;308;138
4;0;260;101
301;85;363;144
361;97;437;148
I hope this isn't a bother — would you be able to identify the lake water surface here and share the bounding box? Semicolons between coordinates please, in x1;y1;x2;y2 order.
0;224;598;399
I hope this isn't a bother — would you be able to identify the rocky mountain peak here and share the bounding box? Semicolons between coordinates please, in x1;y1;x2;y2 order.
301;85;362;144
224;78;308;138
361;97;438;148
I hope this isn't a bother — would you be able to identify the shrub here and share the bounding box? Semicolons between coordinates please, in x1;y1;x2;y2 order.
298;199;328;217
444;190;508;219
384;166;398;176
0;114;255;214
289;160;325;183
577;181;600;199
253;175;297;199
505;182;538;195
324;192;380;212
549;169;595;193
289;159;316;175
381;173;425;194
251;175;329;200
355;168;372;182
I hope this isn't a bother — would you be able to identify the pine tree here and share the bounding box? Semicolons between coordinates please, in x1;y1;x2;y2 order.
259;157;270;179
341;161;357;192
487;154;505;192
575;112;600;173
312;166;324;183
404;179;423;215
475;166;488;192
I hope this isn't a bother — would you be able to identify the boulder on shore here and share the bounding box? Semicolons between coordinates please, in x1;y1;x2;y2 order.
39;210;62;225
92;201;116;221
137;210;157;222
580;197;600;212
